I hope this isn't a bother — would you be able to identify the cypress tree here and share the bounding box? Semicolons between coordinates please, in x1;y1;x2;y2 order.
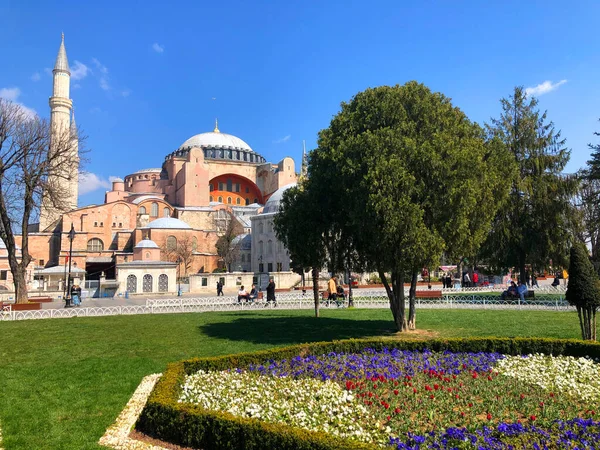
566;242;600;340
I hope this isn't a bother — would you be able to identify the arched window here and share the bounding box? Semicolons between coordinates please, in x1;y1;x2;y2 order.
241;254;245;262
227;197;232;204
167;236;177;251
218;196;223;203
226;179;232;192
253;198;258;204
245;198;250;205
210;196;213;202
158;274;168;292
163;207;170;218
258;240;264;255
127;274;137;293
192;236;198;251
143;274;153;293
139;206;146;215
87;238;104;252
268;240;273;255
258;222;264;234
145;252;150;259
209;184;214;191
151;202;158;217
236;198;241;205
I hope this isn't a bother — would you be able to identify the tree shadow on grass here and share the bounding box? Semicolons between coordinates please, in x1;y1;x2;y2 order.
199;313;396;346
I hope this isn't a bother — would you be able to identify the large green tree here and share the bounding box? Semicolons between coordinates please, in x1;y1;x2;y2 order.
578;121;600;273
311;82;510;331
480;87;579;279
566;242;600;340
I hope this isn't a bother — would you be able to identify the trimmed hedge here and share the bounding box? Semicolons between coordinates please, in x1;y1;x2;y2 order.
136;337;600;449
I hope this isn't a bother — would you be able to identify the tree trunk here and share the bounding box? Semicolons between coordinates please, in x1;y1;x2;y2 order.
577;306;585;340
518;252;527;285
381;269;407;332
582;307;590;340
408;270;418;330
347;267;354;307
312;267;320;318
592;308;597;341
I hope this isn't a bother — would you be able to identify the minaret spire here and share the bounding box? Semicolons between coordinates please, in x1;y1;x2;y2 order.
301;140;308;177
40;33;76;231
54;32;70;74
213;118;220;133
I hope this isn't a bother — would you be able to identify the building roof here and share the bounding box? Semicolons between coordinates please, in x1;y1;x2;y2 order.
116;261;177;267
131;195;164;204
143;217;191;229
130;168;162;175
232;233;252;250
53;33;70;74
134;239;159;249
35;266;86;274
111;177;124;182
262;183;297;214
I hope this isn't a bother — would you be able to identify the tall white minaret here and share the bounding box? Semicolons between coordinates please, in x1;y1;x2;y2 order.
40;33;77;231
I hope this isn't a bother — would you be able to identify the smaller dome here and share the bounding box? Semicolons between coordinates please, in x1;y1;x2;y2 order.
134;239;159;249
132;168;161;174
111;177;124;182
262;183;297;214
145;217;191;229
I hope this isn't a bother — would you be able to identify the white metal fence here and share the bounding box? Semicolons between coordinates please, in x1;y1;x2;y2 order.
0;289;573;322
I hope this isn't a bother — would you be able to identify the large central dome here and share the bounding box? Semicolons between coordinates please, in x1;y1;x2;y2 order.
180;131;253;152
179;120;253;152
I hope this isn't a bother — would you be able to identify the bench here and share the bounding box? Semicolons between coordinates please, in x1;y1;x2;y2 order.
415;290;443;299
321;289;349;300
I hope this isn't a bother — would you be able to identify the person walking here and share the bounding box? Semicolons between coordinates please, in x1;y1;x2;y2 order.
71;284;82;307
266;278;277;306
216;281;223;296
327;275;337;307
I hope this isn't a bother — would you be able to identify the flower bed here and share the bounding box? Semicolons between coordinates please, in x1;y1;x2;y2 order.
137;338;600;450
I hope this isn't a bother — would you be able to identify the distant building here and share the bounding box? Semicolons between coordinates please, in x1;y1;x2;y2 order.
22;34;298;296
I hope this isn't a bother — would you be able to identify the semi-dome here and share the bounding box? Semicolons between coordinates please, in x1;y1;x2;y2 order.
134;239;159;249
144;217;191;229
262;183;297;214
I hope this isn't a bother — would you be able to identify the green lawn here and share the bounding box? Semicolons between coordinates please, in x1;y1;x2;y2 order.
0;308;595;449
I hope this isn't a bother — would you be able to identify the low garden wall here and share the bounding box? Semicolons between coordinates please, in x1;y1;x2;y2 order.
136;337;600;449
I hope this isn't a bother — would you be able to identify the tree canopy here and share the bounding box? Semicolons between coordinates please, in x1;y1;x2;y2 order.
479;87;579;277
290;81;511;331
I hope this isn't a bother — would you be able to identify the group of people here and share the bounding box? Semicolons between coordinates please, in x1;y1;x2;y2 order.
325;276;346;307
68;284;82;307
440;271;480;288
501;281;529;301
228;279;277;306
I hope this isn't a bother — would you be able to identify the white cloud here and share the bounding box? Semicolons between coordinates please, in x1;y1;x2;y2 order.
152;43;164;53
78;173;113;195
121;89;131;97
30;72;41;82
92;58;110;91
99;78;110;91
71;60;90;80
73;83;81;90
273;135;291;144
0;87;37;118
0;87;20;102
108;176;122;182
525;79;567;97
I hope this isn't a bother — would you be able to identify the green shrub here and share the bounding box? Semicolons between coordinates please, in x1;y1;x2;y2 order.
137;337;600;449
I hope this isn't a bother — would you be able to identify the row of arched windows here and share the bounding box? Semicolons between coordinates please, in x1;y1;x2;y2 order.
257;240;274;256
209;196;257;205
127;274;169;293
138;203;170;217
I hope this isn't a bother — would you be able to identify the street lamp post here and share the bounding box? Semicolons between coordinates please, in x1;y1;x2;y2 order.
65;223;76;308
177;257;182;296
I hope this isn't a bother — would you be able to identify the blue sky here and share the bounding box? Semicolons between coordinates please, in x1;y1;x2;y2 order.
1;0;599;205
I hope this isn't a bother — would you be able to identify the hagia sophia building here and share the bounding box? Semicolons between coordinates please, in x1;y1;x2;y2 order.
7;34;301;296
